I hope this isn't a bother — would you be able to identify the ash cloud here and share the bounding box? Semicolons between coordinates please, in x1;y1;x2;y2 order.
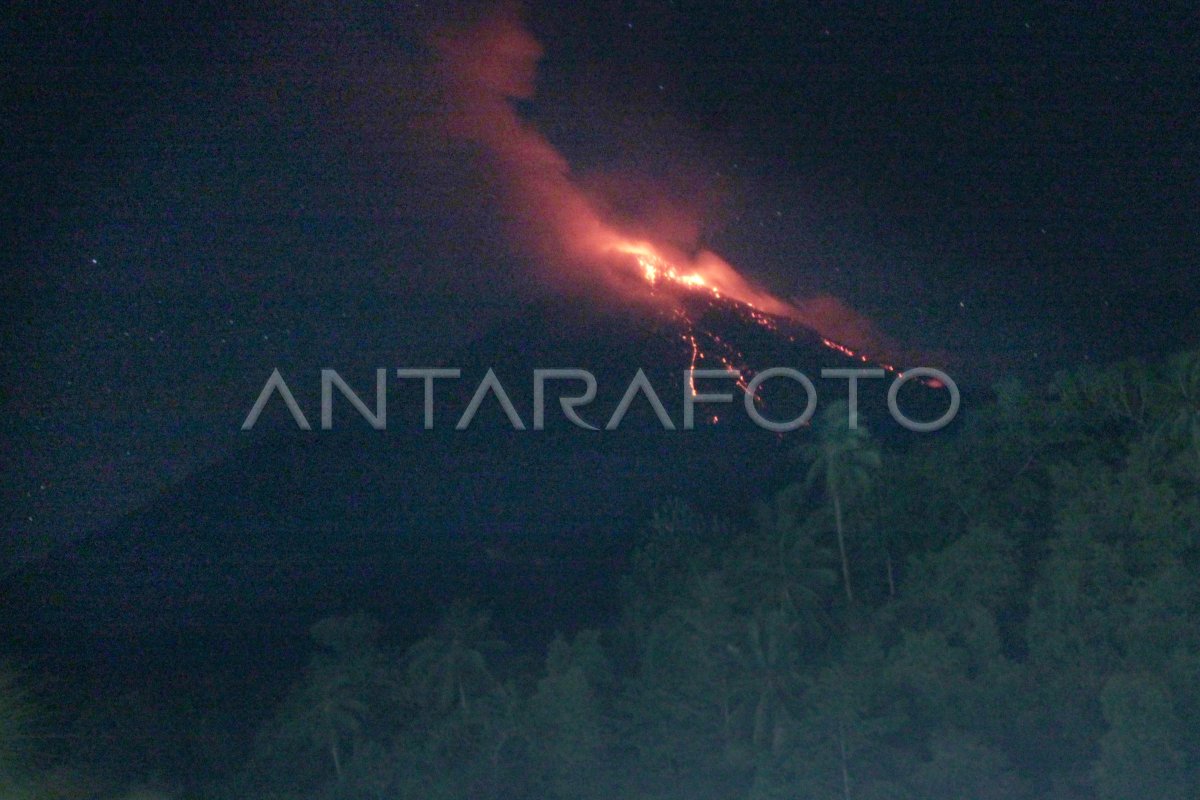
427;9;924;367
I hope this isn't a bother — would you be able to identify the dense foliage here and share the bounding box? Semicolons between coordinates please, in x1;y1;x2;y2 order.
7;350;1200;798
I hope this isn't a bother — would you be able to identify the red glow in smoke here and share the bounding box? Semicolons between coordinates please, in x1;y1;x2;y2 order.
431;11;916;370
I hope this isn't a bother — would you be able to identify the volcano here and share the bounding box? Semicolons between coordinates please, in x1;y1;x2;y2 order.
1;292;954;706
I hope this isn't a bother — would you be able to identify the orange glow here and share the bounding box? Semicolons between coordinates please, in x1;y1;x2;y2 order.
602;238;804;322
431;12;923;388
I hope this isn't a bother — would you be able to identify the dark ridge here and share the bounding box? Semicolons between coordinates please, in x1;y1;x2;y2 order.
1;293;957;698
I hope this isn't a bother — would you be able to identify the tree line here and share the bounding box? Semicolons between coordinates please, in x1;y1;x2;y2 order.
4;349;1199;799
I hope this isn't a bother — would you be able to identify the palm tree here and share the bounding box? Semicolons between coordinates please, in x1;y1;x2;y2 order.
728;609;801;756
405;599;505;721
283;614;391;783
798;401;881;604
297;664;370;782
737;489;837;632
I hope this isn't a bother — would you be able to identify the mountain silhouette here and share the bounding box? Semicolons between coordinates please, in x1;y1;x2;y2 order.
1;293;956;699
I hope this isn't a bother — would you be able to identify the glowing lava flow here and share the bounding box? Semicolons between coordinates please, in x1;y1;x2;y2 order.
606;238;799;320
610;240;750;391
432;13;915;391
604;237;901;394
617;243;713;293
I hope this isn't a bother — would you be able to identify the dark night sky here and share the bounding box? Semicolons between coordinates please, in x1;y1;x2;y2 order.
3;2;1198;566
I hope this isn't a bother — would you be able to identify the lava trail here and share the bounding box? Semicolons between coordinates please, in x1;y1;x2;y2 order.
430;9;915;379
